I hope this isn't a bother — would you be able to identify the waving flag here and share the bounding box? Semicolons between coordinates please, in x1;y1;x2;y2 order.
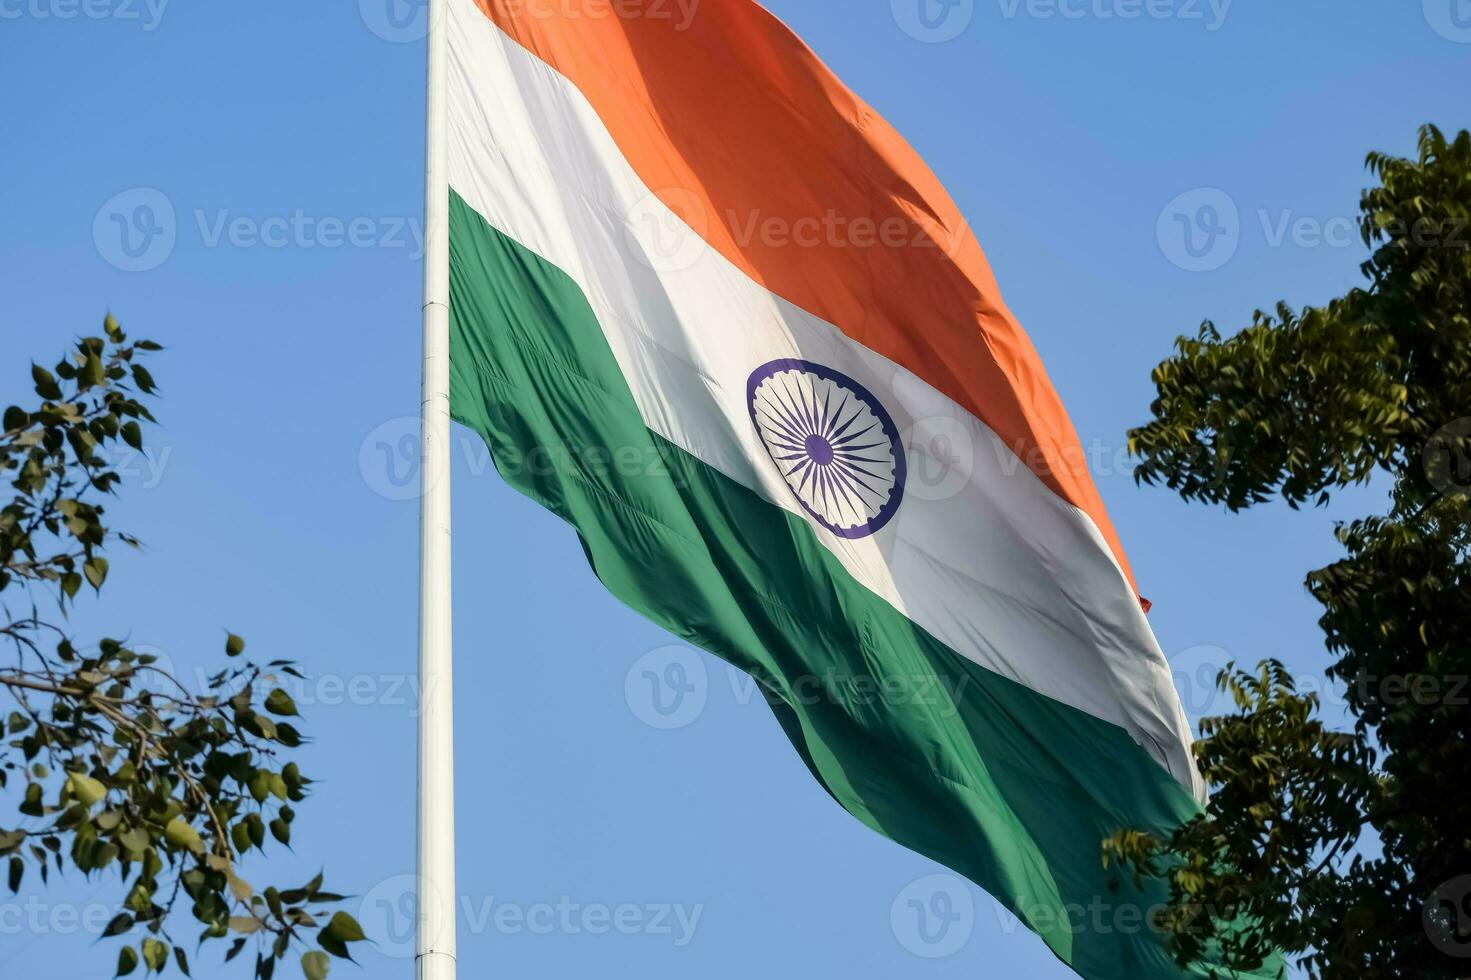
440;1;1242;976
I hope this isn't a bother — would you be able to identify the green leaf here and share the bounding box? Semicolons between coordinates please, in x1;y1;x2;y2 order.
141;938;168;974
120;827;150;857
301;951;330;980
316;934;350;962
8;856;22;892
163;817;203;855
68;772;108;808
82;353;106;387
94;842;120;870
264;689;299;717
232;820;253;854
31;363;62;400
246;814;265;849
84;558;110;591
102;912;133;938
124;881;153;914
117;946;139;978
121;421;143;450
322;911;366;944
226;633;246;658
132;364;157;394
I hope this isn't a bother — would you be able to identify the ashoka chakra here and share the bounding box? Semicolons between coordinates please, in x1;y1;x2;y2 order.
747;359;906;539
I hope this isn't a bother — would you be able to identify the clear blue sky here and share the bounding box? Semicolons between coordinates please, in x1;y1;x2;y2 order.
1;2;1465;977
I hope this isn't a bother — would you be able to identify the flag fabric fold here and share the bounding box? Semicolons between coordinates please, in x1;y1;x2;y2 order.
443;2;1255;976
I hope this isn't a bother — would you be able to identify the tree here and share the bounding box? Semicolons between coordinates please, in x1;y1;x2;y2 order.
1;317;364;980
1104;125;1471;978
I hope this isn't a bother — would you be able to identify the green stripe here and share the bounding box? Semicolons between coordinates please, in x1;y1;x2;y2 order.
448;190;1263;980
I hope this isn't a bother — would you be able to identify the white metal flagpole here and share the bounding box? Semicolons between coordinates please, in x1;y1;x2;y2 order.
417;0;455;975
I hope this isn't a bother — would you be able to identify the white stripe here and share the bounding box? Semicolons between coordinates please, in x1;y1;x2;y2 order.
446;0;1202;799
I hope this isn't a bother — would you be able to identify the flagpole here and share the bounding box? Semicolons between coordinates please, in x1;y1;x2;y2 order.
417;0;455;975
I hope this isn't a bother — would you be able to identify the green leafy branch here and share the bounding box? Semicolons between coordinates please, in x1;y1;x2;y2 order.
1;318;366;980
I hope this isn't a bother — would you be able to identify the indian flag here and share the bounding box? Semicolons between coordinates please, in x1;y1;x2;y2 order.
442;2;1241;977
